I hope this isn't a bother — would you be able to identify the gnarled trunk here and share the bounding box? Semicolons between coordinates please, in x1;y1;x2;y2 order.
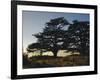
52;50;58;57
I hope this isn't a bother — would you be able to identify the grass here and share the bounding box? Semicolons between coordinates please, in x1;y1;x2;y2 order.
23;54;89;69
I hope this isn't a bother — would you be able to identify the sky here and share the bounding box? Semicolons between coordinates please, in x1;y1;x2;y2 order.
22;11;89;53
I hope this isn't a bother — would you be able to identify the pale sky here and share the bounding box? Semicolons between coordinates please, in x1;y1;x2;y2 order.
22;11;89;53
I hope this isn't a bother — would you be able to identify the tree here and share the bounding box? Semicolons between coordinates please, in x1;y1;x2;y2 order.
27;17;89;57
63;20;89;56
27;17;69;57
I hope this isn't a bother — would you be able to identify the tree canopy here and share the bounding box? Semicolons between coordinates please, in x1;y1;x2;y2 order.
63;20;89;56
27;17;89;57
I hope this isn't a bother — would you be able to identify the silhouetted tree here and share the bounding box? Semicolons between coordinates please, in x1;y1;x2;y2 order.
28;17;69;57
27;17;89;57
63;20;89;56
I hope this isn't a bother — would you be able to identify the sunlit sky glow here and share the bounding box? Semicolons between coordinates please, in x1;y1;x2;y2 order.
22;11;89;54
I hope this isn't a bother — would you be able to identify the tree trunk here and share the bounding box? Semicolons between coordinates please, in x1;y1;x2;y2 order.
54;53;57;57
52;50;58;57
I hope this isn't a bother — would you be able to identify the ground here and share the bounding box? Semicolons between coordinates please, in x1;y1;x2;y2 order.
23;54;89;68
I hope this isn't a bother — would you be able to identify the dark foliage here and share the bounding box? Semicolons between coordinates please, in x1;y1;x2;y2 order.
63;20;89;56
27;17;89;57
28;17;69;57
